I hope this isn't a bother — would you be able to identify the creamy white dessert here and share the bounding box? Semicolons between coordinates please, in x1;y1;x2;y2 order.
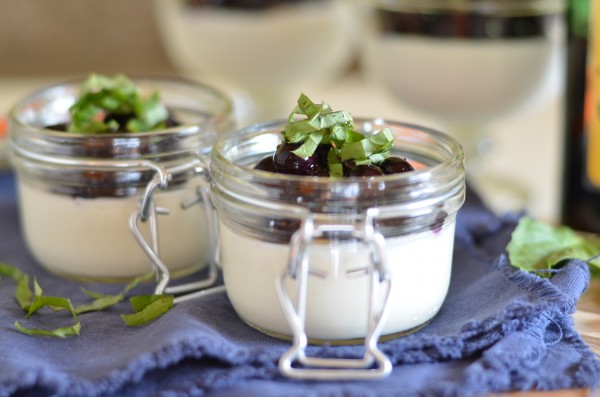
155;0;352;90
18;180;209;280
154;0;354;121
362;36;560;122
219;219;455;341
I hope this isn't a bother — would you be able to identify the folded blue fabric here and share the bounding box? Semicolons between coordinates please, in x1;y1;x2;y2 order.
1;171;599;397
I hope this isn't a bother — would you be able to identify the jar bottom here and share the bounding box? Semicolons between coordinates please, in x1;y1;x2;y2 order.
239;316;434;346
40;261;207;284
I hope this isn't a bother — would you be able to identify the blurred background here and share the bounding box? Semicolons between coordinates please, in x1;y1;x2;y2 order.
0;0;173;76
0;0;565;223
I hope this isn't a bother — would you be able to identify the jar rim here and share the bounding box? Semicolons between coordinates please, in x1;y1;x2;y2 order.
210;118;466;214
212;118;463;183
8;75;235;161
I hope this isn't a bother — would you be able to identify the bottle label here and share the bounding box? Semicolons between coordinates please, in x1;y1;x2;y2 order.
587;1;600;186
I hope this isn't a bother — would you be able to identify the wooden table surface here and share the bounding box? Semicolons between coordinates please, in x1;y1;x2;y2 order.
576;279;600;352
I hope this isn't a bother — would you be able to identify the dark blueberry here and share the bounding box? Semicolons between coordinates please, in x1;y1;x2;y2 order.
186;0;311;10
376;8;549;39
306;163;330;177
273;142;304;175
254;156;277;172
346;164;384;177
375;216;411;230
379;157;415;174
104;112;135;131
313;144;330;163
273;142;326;176
267;218;301;235
342;160;356;176
164;115;180;128
307;144;331;177
46;109;180;133
105;111;180;131
45;122;68;131
431;210;448;234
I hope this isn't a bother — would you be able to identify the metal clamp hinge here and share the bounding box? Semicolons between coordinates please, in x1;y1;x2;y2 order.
129;156;224;304
276;210;393;380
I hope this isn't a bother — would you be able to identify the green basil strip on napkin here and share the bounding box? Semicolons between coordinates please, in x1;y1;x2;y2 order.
507;216;600;276
121;295;174;327
0;262;172;336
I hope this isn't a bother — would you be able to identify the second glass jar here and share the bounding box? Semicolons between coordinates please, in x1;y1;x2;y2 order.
9;77;235;281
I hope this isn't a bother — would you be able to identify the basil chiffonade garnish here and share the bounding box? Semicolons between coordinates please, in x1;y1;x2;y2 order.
284;94;394;177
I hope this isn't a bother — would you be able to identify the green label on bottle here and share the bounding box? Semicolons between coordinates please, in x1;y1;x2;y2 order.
572;0;590;37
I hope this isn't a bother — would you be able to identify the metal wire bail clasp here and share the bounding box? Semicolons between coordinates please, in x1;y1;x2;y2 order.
129;155;222;303
276;208;393;380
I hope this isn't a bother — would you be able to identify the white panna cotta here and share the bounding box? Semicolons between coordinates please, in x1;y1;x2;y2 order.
18;180;208;280
220;220;455;341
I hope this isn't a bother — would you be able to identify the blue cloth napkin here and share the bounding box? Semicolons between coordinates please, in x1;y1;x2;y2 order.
1;170;599;397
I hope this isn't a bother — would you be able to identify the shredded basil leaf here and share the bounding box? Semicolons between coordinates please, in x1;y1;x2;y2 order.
292;130;325;159
14;320;81;338
75;293;124;315
340;128;394;162
0;262;171;336
68;73;169;134
282;94;395;169
121;295;174;327
27;295;77;318
17;278;82;338
124;271;157;294
75;271;156;315
295;93;328;119
0;262;33;311
283;94;353;157
327;148;343;178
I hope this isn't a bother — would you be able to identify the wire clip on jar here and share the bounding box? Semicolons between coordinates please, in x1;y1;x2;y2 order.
276;208;393;380
129;155;224;303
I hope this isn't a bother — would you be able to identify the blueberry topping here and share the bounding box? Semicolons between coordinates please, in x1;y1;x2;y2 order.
273;142;306;175
346;164;384;177
379;156;415;174
254;156;277;172
104;112;135;131
250;94;415;178
272;142;330;176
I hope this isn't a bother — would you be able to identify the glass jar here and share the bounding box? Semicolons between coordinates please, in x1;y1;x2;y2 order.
9;77;235;281
211;118;465;348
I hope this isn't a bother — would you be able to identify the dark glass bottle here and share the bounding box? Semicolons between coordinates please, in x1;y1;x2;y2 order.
561;0;600;233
